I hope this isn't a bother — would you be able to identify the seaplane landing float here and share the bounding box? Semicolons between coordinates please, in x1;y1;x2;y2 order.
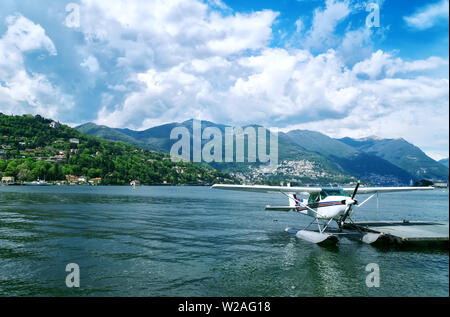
212;183;448;246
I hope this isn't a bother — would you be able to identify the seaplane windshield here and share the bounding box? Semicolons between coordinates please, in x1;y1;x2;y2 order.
308;189;347;204
320;189;348;199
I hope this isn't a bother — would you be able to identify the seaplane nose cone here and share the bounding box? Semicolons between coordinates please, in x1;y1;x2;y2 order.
346;198;357;205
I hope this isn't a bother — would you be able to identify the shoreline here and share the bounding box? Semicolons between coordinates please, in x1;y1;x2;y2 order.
0;183;220;187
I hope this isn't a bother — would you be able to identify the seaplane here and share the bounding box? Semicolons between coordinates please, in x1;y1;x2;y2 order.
212;182;435;245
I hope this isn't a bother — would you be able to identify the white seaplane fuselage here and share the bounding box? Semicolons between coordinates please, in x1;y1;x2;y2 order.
295;194;355;220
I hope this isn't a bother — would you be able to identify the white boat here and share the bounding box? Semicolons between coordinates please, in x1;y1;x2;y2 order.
23;179;53;186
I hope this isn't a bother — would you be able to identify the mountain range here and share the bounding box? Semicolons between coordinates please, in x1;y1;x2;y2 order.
76;120;449;186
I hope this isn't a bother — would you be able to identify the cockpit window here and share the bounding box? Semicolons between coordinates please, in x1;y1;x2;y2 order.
320;189;348;199
308;193;320;204
308;189;347;204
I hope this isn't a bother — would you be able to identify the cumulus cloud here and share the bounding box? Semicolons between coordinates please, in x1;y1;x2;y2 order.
281;53;449;158
353;50;449;79
97;46;448;145
303;0;351;51
404;0;449;30
336;27;373;64
81;0;448;158
0;14;73;120
3;15;57;55
77;0;278;67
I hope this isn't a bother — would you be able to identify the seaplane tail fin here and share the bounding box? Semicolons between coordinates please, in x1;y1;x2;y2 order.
289;194;296;207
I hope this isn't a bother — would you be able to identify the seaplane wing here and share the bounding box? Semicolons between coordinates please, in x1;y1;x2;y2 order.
211;184;321;194
212;184;434;195
341;186;434;195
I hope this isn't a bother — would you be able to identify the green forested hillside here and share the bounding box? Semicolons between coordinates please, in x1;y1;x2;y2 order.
76;122;153;150
0;114;236;185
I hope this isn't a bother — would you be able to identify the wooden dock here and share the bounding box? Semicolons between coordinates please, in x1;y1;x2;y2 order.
344;221;449;246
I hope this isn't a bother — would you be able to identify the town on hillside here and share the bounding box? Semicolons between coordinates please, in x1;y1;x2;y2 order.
0;114;237;186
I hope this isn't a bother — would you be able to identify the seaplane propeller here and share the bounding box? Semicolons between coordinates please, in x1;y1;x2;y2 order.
339;181;378;228
339;181;360;227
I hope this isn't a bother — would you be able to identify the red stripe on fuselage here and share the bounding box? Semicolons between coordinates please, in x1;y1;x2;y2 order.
295;201;342;211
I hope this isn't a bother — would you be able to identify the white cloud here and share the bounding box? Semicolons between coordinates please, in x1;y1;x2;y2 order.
353;50;449;79
96;45;448;153
303;0;351;51
3;15;56;55
0;15;73;120
404;0;449;30
77;0;278;68
295;18;304;33
280;61;449;158
204;10;279;56
80;55;100;73
336;27;373;64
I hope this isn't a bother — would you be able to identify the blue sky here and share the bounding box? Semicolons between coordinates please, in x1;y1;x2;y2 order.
0;0;448;159
227;0;449;59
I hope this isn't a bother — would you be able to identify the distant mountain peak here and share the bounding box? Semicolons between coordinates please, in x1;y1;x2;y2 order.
75;122;97;128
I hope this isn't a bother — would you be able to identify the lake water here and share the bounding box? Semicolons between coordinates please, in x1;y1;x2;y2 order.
0;186;448;297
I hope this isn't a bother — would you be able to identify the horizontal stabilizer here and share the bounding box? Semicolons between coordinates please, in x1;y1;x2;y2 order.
264;205;295;211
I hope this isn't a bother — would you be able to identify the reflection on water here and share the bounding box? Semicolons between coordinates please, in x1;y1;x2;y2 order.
0;186;448;296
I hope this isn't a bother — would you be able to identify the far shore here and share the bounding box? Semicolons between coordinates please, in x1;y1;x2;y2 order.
0;182;244;187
